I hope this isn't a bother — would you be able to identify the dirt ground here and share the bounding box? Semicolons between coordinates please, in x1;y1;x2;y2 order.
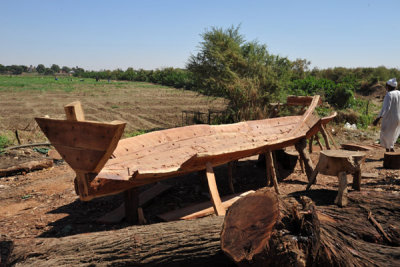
1;134;399;255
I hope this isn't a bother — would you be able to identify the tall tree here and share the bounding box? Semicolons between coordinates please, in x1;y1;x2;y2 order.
187;26;289;121
36;64;45;74
51;64;60;73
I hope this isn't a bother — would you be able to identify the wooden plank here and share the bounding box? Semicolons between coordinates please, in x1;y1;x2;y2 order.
205;162;225;216
64;101;85;121
158;191;255;221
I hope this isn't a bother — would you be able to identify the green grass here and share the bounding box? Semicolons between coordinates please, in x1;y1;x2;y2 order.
0;135;11;152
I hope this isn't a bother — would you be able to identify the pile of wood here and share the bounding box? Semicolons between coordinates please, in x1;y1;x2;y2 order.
7;188;400;266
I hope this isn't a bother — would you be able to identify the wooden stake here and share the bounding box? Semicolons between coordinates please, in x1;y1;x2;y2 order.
137;207;147;225
227;161;235;194
315;134;324;150
308;136;313;153
266;150;280;194
319;125;331;150
205;162;225;216
64;101;85;121
295;138;315;182
334;171;348;207
352;168;361;191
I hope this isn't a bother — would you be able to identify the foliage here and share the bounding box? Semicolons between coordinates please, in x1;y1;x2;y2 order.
51;64;60;73
62;66;71;73
187;25;297;121
36;64;46;74
289;76;354;108
44;68;54;75
0;135;11;151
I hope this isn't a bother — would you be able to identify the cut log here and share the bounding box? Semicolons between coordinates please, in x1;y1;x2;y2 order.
383;152;400;169
221;188;400;266
9;216;231;267
0;159;53;177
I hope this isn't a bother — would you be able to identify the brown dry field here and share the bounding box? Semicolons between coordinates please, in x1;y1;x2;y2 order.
0;79;227;143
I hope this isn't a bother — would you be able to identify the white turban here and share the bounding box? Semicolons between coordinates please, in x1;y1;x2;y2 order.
386;78;397;88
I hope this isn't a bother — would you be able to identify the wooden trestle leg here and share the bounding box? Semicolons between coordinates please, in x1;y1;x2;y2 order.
206;162;226;216
295;138;315;182
265;150;280;195
228;161;236;194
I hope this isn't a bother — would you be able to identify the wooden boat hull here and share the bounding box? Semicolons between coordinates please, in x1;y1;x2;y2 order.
35;95;334;201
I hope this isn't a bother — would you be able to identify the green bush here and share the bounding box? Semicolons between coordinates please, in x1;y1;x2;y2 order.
0;135;11;151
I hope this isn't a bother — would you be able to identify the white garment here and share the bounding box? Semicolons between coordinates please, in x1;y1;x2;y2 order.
379;90;400;149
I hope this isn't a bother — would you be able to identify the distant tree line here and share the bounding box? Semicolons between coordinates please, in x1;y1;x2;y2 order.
0;64;84;76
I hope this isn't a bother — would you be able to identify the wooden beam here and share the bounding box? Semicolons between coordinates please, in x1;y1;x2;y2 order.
64;101;85;121
205;162;225;216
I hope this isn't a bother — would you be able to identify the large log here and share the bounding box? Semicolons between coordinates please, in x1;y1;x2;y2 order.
9;216;232;267
221;188;400;266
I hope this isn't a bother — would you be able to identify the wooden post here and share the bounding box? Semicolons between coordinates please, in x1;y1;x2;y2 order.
320;125;331;150
308;136;314;153
227;161;235;194
124;187;139;224
335;171;348;207
265;153;271;186
205;162;225;216
295;138;314;182
315;133;324;150
352;168;361;191
299;157;305;173
265;150;280;194
64;101;85;121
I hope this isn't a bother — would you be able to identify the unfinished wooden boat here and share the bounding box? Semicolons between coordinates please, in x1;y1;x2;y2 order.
35;95;333;204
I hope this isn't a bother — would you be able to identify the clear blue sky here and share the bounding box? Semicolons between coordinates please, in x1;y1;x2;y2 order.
1;0;399;70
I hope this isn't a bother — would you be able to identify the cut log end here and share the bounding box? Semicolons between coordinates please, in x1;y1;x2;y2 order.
221;189;279;263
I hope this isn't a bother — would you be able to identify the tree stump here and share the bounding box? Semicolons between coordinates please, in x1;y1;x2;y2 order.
306;150;366;206
383;152;400;169
221;189;400;266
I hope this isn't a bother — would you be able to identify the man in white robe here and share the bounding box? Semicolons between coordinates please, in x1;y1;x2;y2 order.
373;78;400;152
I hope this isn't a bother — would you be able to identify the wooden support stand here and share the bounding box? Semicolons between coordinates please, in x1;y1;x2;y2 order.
295;138;314;181
227;161;236;194
205;162;225;216
383;152;400;169
265;150;280;194
306;150;366;207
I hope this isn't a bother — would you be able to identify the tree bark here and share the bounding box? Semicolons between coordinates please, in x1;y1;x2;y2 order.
9;216;232;267
221;188;400;266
